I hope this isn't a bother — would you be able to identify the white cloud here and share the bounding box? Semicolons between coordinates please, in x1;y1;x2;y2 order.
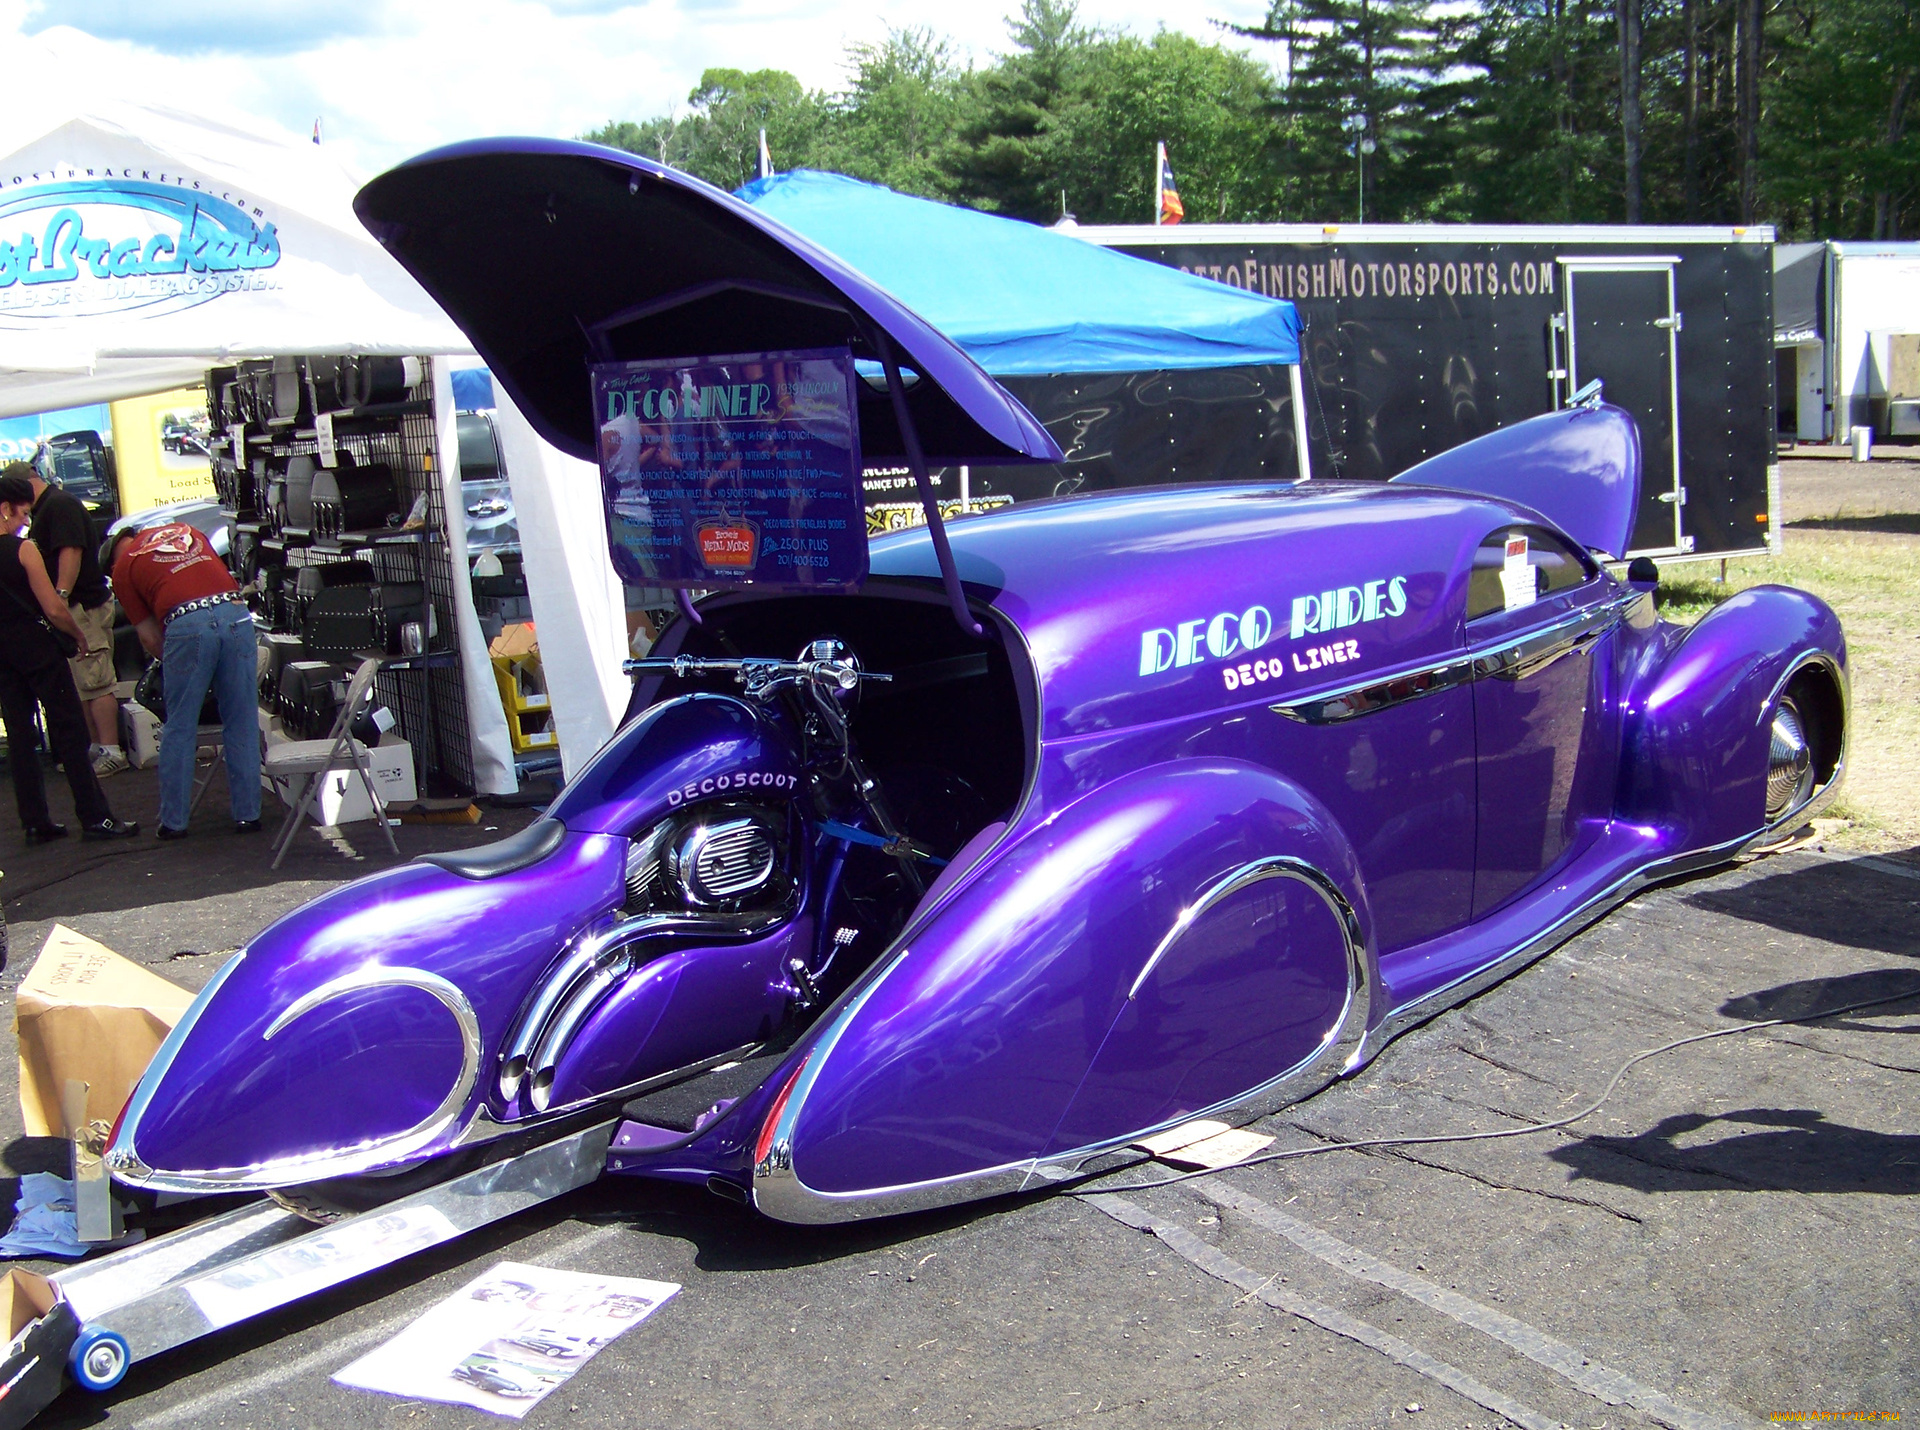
5;0;1280;178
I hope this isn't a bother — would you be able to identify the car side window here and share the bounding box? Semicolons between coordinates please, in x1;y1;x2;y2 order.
1466;525;1597;621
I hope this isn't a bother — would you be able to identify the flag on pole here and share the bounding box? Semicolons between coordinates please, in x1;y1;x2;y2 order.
757;128;773;180
312;117;322;145
1155;142;1184;225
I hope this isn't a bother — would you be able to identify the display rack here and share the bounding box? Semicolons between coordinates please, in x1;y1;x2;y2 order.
211;356;474;796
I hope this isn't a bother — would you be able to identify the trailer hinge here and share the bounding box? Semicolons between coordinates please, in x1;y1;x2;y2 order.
1548;368;1569;380
1656;486;1688;506
1654;313;1684;331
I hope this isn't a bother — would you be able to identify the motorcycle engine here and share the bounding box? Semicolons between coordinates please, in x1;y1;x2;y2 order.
623;803;791;914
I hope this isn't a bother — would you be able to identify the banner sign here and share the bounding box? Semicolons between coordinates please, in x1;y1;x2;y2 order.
0;176;281;329
592;347;866;590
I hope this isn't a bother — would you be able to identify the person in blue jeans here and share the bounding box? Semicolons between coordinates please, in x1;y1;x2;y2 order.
107;524;262;837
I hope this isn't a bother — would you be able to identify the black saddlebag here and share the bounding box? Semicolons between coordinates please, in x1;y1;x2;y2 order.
303;582;430;660
310;456;401;538
279;660;344;739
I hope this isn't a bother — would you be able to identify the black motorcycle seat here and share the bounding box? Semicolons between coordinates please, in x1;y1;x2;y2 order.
419;817;568;879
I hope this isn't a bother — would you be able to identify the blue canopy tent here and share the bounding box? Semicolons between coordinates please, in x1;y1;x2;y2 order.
736;170;1314;490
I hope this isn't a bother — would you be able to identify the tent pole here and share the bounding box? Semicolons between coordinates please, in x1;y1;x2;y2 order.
875;335;984;639
1290;361;1312;482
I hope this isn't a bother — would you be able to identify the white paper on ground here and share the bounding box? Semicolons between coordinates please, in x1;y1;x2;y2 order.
332;1260;679;1419
184;1203;458;1329
1500;532;1536;611
1133;1120;1233;1157
1158;1127;1276;1170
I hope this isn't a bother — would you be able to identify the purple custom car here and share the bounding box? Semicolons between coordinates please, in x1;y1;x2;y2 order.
107;142;1845;1227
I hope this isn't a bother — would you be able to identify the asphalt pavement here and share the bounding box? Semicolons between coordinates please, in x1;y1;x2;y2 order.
3;762;1913;1429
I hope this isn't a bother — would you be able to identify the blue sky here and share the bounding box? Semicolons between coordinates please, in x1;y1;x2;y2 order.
8;0;1278;178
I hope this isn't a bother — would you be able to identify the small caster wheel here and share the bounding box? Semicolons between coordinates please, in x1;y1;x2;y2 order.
68;1325;130;1392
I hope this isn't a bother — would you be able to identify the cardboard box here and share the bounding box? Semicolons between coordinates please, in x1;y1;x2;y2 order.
123;701;161;769
0;1269;54;1342
0;1266;72;1428
488;621;537;659
265;732;417;826
123;702;233;772
14;927;194;1138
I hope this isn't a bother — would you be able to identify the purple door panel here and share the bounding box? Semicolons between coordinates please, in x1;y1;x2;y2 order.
1039;687;1474;956
1469;610;1608;918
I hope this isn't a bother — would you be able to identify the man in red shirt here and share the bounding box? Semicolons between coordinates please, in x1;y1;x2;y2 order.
108;524;261;837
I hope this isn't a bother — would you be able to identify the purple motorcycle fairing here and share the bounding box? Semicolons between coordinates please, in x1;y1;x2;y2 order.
109;691;812;1193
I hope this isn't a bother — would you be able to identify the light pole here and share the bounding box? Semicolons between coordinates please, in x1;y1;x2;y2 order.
1341;114;1376;222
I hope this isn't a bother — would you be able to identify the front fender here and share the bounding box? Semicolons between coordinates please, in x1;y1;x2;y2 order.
1621;585;1847;848
756;758;1376;1221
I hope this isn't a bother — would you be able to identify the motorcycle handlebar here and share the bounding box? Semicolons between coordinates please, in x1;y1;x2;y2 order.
622;656;891;693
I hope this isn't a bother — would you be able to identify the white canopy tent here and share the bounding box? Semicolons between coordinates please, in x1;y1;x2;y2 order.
0;34;471;414
0;42;527;795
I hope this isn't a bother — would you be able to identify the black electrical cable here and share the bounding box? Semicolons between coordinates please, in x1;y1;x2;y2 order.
1067;984;1920;1197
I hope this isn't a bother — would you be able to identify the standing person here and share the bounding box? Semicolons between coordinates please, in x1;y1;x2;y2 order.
7;460;124;775
0;474;137;844
107;523;261;838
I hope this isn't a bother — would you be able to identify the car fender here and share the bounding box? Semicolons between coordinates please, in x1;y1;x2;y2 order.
753;758;1376;1223
1620;585;1847;848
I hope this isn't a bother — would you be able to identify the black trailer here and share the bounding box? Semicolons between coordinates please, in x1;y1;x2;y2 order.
1051;223;1780;562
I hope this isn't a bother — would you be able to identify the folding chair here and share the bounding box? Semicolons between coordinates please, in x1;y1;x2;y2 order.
189;724;240;815
266;655;399;867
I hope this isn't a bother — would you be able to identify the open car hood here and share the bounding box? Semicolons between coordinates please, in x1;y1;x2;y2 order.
1388;403;1642;559
354;139;1062;469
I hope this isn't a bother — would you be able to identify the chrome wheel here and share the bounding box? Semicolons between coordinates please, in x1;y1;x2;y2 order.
1766;698;1815;821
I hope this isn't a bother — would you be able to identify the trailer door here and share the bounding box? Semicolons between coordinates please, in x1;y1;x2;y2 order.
1558;258;1685;555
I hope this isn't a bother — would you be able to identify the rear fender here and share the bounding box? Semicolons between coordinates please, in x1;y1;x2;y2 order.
750;758;1376;1223
1620;586;1847;848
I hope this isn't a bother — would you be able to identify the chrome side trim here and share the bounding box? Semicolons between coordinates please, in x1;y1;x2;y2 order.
498;934;619;1102
527;960;630;1112
1128;856;1358;999
105;950;248;1186
458;1040;761;1147
1273;593;1636;724
752;857;1372;1225
500;905;794;1103
1470;600;1618;681
114;966;482;1196
1271;656;1472;725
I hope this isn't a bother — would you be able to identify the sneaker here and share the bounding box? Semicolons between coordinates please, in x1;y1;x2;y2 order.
81;818;139;841
234;819;262;834
92;748;128;777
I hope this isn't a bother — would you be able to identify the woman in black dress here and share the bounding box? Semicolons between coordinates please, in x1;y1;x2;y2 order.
0;475;136;844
